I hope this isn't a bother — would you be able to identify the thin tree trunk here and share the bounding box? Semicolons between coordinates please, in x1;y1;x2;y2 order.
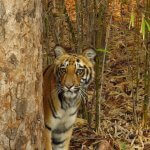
0;0;44;149
94;0;107;131
143;0;150;126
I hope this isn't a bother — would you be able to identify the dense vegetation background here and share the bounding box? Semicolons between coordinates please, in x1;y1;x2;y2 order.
42;0;150;149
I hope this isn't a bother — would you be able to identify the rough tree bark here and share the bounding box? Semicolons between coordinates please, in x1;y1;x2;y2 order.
0;0;43;149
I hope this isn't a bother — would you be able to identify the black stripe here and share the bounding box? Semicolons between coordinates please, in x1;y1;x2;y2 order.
45;124;51;131
70;109;78;116
58;93;70;110
81;66;89;84
51;98;57;114
58;93;64;110
76;59;80;62
64;99;71;108
48;98;61;119
56;68;61;78
78;64;85;68
85;67;92;84
53;125;73;134
87;67;92;84
52;138;66;145
82;68;86;76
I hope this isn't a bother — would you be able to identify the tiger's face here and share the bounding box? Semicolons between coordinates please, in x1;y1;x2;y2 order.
54;46;96;100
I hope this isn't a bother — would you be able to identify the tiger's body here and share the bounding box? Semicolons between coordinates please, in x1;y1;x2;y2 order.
43;46;96;150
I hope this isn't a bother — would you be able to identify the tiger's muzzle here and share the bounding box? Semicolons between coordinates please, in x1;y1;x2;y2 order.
63;85;80;99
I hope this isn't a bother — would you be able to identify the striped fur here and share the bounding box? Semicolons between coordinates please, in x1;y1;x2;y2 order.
43;46;96;150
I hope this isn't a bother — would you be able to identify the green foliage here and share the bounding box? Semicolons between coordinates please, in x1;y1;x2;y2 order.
129;11;135;29
120;142;127;150
145;19;150;32
96;48;109;53
140;15;150;40
129;12;149;40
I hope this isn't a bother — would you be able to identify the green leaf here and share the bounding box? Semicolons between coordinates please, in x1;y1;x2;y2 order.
120;142;127;150
145;19;150;32
129;11;135;29
140;14;145;40
96;48;109;53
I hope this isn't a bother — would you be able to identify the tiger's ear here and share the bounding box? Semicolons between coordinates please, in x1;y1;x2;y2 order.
54;46;66;58
83;48;96;63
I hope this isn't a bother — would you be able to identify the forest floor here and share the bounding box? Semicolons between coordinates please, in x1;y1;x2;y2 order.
70;4;150;150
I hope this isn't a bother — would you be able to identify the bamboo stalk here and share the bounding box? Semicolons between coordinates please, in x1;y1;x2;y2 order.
94;0;108;132
142;0;150;126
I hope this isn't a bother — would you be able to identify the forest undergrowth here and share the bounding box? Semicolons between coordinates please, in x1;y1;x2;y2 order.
70;3;150;150
42;0;150;149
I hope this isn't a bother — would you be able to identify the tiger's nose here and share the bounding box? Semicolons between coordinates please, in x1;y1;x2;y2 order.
65;84;73;89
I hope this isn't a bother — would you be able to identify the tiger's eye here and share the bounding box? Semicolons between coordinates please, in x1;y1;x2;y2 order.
76;69;84;75
60;67;66;73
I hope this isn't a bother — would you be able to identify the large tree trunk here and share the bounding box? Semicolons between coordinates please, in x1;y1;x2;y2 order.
0;0;43;149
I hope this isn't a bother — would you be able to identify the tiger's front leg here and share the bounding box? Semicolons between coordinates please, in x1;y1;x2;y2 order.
44;128;52;150
52;128;73;150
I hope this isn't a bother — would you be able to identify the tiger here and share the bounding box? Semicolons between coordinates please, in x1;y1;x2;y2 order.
43;46;96;150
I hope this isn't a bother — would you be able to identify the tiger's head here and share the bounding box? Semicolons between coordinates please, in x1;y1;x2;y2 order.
54;46;96;100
